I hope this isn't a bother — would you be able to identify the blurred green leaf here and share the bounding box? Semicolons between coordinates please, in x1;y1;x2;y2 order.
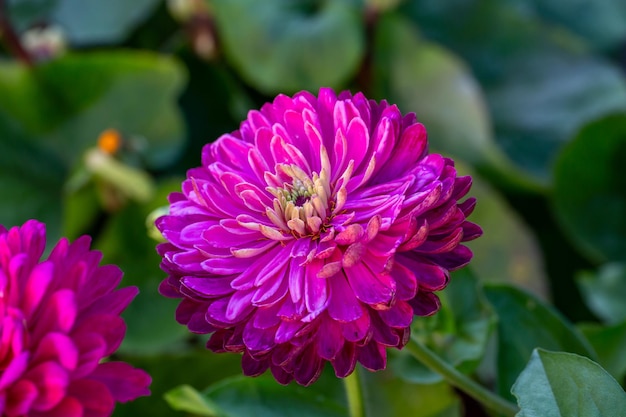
553;114;626;263
6;0;55;31
0;51;186;169
404;0;626;185
194;373;347;417
459;166;547;295
484;284;596;401
372;15;500;168
577;263;626;324
210;0;364;94
517;0;626;49
0;124;65;240
361;369;461;417
113;350;243;417
96;179;189;355
512;349;626;416
579;320;626;383
391;268;495;384
8;0;160;45
164;385;224;417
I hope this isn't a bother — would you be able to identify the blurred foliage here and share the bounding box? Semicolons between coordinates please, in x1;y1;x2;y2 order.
2;0;626;415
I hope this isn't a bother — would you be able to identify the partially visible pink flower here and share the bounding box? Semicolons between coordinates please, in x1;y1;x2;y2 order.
157;88;481;385
0;220;150;416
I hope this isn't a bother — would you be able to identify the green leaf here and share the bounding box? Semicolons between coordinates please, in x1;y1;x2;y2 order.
0;125;65;240
164;385;224;417
197;373;347;417
512;349;626;417
210;0;364;94
403;0;626;185
459;165;547;295
95;179;189;355
372;15;499;167
113;350;243;417
8;0;160;45
0;51;186;169
553;114;626;263
391;268;495;384
361;370;461;417
577;263;626;323
484;284;596;401
579;321;626;383
515;0;626;49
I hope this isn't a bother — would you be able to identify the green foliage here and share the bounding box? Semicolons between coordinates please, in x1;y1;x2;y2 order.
512;349;626;417
553;115;626;263
485;284;596;401
392;268;495;384
211;0;364;94
166;373;347;417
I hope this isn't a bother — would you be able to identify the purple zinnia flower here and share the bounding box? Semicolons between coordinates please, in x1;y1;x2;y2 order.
0;220;151;416
157;88;481;386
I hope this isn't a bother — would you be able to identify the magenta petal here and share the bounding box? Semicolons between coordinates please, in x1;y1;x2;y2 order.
67;379;114;417
36;397;83;417
22;261;53;318
33;332;78;371
357;341;387;371
182;276;234;297
270;364;294;385
327;273;363;322
242;352;270;376
26;361;68;411
316;318;344;361
72;315;125;356
344;262;395;306
293;346;323;386
332;343;357;378
89;362;151;402
342;310;371;343
378;300;414;329
6;379;38;416
34;289;76;338
243;320;276;353
409;291;441;316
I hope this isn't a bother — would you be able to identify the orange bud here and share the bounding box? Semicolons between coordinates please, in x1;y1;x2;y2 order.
97;129;122;155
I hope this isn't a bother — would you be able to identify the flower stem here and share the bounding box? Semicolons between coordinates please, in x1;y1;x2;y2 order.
406;335;519;417
344;366;365;417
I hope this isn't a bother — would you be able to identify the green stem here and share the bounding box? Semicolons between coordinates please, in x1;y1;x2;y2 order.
406;335;519;417
344;366;365;417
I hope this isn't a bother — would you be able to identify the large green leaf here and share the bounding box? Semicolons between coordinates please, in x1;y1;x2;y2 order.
517;0;626;49
459;166;547;295
0;119;65;238
391;268;495;384
361;370;461;417
579;321;626;383
0;51;186;168
403;0;626;185
553;115;626;263
372;15;508;170
512;349;626;417
577;263;626;324
210;0;364;94
171;372;348;417
113;350;243;417
0;52;185;239
95;179;189;355
484;284;596;401
7;0;160;45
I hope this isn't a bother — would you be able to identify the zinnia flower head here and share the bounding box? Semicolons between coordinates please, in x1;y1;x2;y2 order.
0;220;151;416
157;88;481;386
